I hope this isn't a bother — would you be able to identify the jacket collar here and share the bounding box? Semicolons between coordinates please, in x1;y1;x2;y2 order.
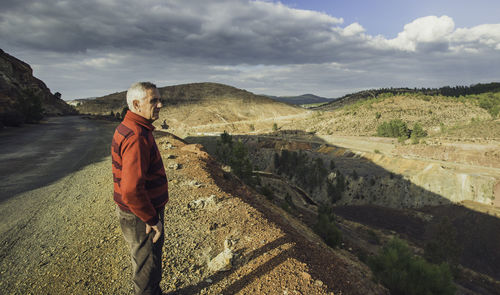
124;110;155;131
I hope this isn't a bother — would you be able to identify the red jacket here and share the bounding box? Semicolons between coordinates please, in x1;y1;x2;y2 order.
111;111;168;225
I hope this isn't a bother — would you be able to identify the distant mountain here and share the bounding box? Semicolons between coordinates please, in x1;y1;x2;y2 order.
0;49;75;126
265;94;334;105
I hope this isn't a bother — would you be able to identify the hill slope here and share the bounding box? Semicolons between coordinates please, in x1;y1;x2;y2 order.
317;83;500;111
287;93;496;138
76;82;308;136
0;49;75;126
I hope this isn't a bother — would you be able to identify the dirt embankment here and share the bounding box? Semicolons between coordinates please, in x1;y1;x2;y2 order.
0;131;386;294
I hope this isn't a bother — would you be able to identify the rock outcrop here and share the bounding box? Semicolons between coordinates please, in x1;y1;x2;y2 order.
0;49;75;126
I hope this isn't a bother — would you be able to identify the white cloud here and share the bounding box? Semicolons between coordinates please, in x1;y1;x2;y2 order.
342;23;365;37
451;24;500;51
385;16;455;51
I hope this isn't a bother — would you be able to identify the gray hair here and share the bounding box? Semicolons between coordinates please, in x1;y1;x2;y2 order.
126;82;157;110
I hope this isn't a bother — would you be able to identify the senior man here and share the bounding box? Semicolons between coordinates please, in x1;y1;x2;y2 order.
111;82;168;295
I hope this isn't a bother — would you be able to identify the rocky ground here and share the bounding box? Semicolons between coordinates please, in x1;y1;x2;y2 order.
0;131;387;295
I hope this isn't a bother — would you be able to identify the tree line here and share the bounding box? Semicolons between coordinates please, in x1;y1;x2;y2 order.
332;82;500;104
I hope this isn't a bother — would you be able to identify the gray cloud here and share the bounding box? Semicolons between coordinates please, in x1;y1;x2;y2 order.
0;0;360;64
1;0;499;99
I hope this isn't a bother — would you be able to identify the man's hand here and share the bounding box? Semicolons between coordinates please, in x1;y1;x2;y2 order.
145;220;163;243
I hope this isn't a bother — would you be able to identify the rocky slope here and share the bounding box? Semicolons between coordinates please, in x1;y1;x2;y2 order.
0;128;387;294
188;133;500;293
0;49;75;126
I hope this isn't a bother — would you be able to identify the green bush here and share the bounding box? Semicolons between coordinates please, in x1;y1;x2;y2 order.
215;131;233;165
215;131;254;185
377;119;410;138
477;93;500;118
313;206;342;248
411;122;427;138
230;140;254;183
335;170;345;193
369;238;456;295
327;182;341;203
260;185;274;200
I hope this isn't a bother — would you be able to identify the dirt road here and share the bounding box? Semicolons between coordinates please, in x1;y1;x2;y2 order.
0;116;117;201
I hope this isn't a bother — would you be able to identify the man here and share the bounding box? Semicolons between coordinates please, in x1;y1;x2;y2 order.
111;82;168;295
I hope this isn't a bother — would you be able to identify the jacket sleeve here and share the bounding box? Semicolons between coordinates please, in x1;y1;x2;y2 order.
120;134;159;226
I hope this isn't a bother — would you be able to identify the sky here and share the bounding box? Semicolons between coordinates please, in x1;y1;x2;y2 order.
1;0;499;100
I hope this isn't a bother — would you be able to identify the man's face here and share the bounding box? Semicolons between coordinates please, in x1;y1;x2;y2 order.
134;88;162;121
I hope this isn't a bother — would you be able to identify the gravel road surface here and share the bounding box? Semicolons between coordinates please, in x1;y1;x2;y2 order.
0;116;117;201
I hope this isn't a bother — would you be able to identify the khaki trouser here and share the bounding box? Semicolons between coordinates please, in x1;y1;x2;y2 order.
116;206;165;295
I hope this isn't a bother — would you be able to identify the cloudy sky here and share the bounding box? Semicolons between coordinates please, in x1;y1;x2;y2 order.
1;0;499;100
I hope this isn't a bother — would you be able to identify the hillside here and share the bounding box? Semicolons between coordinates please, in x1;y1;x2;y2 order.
0;49;75;126
75;82;308;136
317;83;500;111
76;82;301;113
286;93;499;139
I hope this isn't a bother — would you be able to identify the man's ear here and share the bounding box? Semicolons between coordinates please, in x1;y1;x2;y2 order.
133;99;140;111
